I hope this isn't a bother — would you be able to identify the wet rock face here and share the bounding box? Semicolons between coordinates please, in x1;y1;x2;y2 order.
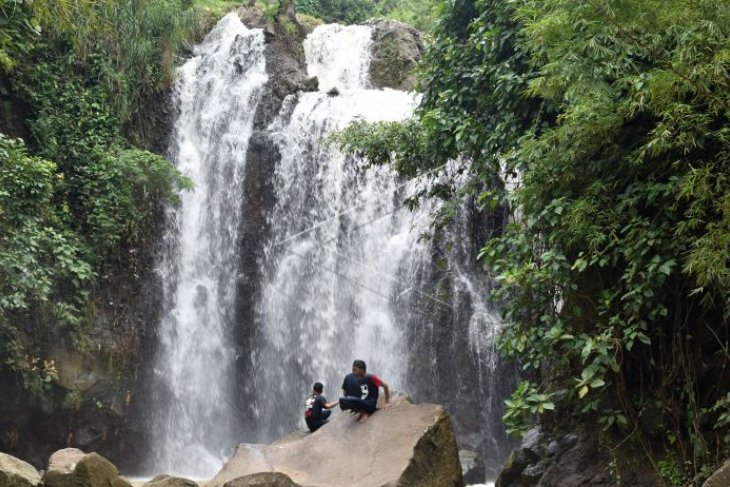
0;452;41;487
237;4;317;129
368;19;424;91
495;429;659;487
210;396;464;487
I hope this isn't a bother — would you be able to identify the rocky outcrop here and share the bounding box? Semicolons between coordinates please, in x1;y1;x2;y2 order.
141;475;198;487
0;452;41;487
224;473;299;487
210;396;463;487
704;457;730;487
237;2;317;129
495;428;659;487
368;19;423;91
43;448;132;487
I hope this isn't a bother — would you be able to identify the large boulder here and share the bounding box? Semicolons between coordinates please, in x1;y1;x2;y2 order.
210;396;463;487
43;448;131;487
224;472;299;487
0;452;41;487
142;475;198;487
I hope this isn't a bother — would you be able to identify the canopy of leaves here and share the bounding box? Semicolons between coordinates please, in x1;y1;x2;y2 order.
294;0;438;32
338;0;730;480
0;0;194;396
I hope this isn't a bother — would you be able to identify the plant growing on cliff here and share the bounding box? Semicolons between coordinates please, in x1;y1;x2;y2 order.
0;0;196;395
338;0;730;481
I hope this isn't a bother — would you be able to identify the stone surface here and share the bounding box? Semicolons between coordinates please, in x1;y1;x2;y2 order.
368;19;424;91
520;428;546;457
704;457;730;487
495;448;539;487
44;449;121;487
142;475;198;487
224;472;299;487
0;452;41;487
210;396;463;487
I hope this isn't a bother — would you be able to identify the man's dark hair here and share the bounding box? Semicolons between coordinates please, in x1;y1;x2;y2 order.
313;382;324;393
352;359;366;370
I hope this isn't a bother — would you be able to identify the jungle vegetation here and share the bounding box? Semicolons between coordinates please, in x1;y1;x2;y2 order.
0;0;436;399
337;0;730;484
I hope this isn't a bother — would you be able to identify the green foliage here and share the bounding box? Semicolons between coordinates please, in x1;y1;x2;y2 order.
338;0;730;478
502;381;555;437
295;0;377;24
13;47;191;265
657;458;686;487
294;0;438;30
0;0;196;395
0;134;92;316
0;135;91;393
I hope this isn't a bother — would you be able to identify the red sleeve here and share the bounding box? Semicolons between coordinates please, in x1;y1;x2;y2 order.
370;374;384;387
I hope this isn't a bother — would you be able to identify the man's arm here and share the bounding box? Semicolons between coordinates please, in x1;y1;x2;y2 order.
381;381;391;409
324;401;338;409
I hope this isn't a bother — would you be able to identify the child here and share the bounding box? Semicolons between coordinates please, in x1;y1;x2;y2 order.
304;382;338;432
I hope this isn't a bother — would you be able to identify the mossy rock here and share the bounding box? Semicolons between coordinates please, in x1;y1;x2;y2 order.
0;452;41;487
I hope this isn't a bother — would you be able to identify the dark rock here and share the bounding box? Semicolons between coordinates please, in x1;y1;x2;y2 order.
537;433;658;487
495;448;539;487
520;427;546;456
459;449;486;484
224;472;299;487
704;457;730;487
521;463;546;483
302;76;318;92
326;87;339;97
546;440;562;457
368;19;424;91
558;433;578;449
0;452;41;487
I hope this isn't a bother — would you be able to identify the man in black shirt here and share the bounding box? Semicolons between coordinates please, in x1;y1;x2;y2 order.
338;359;391;422
304;382;337;432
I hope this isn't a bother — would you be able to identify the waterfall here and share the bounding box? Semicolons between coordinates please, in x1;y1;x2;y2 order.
147;15;511;481
243;24;423;441
148;13;268;477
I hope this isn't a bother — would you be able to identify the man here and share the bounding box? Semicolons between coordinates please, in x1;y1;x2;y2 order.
338;359;391;422
304;382;338;432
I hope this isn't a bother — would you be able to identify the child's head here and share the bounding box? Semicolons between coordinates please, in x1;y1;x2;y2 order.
313;382;324;394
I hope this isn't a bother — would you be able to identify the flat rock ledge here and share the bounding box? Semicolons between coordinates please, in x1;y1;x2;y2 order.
0;452;42;487
210;396;463;487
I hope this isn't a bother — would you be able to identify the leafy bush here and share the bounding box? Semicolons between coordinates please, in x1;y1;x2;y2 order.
338;0;730;479
0;0;195;395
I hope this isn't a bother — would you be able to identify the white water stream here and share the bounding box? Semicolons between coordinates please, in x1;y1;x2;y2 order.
247;24;425;440
149;15;506;482
149;13;267;477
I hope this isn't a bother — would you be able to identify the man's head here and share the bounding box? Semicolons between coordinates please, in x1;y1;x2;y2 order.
313;382;324;394
352;359;367;377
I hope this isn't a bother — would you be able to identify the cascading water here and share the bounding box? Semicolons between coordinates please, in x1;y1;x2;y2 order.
148;13;267;477
242;24;424;441
147;14;511;482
